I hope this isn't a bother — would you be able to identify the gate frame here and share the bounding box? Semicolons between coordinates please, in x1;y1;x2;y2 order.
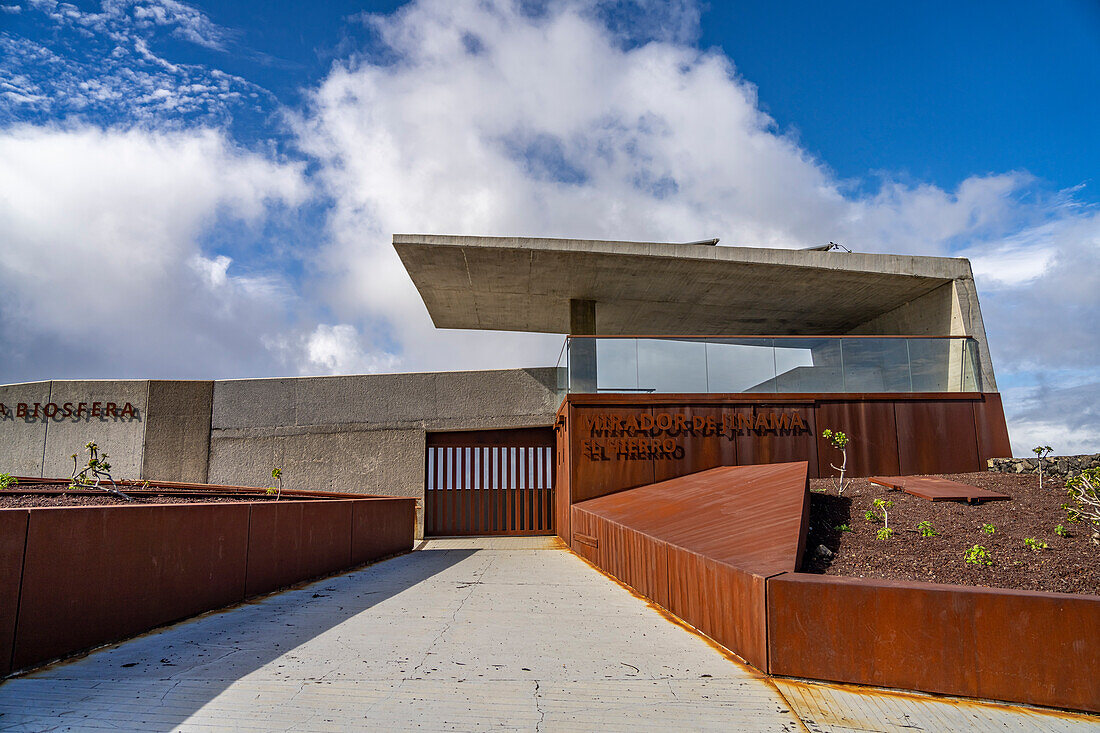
425;428;555;537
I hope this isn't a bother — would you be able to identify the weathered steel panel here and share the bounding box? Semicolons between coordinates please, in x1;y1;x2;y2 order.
570;462;808;672
555;407;571;542
814;400;901;477
735;404;818;479
766;573;1100;714
351;498;416;565
245;500;354;597
14;503;250;672
973;392;1013;466
570;406;657;503
426;427;555;447
652;405;741;483
0;509;29;677
665;546;769;670
868;475;1010;502
575;463;809;576
895;400;981;474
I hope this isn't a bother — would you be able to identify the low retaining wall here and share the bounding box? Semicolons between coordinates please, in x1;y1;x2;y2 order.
1;493;415;677
988;453;1100;480
767;573;1100;714
568;466;1100;714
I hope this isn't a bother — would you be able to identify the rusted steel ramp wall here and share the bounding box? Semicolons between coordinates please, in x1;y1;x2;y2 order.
570;462;809;670
568;462;1100;714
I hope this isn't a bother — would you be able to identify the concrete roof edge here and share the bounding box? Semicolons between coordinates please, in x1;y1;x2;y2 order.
391;233;972;280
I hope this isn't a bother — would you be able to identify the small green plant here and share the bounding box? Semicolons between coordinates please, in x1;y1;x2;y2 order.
1024;537;1048;552
916;520;937;538
867;498;892;539
965;544;992;566
70;442;131;500
821;428;850;495
981;523;995;535
1055;524;1069;538
0;473;17;490
864;510;875;521
1032;445;1053;490
1065;467;1100;525
269;467;283;501
834;523;852;533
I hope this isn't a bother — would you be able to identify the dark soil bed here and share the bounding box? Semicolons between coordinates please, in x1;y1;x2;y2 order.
0;484;275;508
804;472;1099;596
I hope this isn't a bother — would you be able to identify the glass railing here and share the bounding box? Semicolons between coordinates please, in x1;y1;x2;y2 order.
555;336;981;394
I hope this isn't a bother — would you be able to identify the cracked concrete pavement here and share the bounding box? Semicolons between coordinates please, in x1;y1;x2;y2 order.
0;536;1095;732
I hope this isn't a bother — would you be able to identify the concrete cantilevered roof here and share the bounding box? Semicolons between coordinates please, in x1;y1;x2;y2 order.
393;234;975;336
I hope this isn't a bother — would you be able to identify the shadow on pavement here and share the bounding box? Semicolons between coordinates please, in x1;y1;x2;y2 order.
0;547;477;731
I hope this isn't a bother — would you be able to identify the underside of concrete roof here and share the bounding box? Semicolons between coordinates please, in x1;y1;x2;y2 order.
393;234;997;389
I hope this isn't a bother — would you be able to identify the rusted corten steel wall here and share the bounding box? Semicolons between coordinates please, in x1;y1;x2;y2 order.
0;509;29;678
767;573;1100;714
570;463;810;671
555;392;1012;525
2;493;415;676
246;501;356;597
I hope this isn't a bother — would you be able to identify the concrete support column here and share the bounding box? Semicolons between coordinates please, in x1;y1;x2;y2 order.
569;299;597;393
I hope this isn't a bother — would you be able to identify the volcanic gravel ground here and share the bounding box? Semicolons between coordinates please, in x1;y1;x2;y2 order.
0;485;271;508
804;472;1099;595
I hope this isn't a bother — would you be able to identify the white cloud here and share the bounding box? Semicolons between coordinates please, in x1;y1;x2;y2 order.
304;324;401;375
0;0;263;124
1;0;1096;453
290;0;1098;450
0;125;309;379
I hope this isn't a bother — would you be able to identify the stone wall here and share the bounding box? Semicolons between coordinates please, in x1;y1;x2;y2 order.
988;454;1100;480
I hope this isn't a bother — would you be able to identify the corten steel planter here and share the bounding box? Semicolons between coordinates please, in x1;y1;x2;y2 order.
569;462;810;672
766;573;1100;714
1;486;415;677
564;462;1100;715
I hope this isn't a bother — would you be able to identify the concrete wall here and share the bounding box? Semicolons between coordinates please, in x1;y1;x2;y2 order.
0;380;151;480
846;278;997;391
142;381;214;483
207;368;562;535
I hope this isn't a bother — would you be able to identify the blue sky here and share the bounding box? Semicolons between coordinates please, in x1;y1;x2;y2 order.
1;0;1098;454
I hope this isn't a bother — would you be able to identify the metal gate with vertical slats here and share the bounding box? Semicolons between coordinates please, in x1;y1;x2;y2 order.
425;428;555;536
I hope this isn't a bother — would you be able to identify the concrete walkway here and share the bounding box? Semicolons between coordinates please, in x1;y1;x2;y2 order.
0;537;1094;732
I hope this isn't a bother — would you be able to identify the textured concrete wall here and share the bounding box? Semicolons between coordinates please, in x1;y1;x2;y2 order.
0;381;51;476
0;380;149;480
846;279;997;391
0;380;215;483
142;381;214;483
41;381;149;479
207;368;563;536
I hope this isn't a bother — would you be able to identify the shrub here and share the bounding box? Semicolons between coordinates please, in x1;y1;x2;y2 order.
1055;524;1069;538
981;523;995;535
916;520;937;538
867;498;892;538
1065;467;1100;525
1024;537;1048;552
269;467;283;501
821;428;851;495
70;442;131;501
0;473;17;490
1032;445;1053;490
965;544;992;566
